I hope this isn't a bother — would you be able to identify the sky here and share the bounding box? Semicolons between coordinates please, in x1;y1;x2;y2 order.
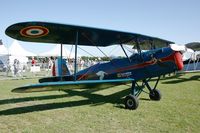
0;0;200;56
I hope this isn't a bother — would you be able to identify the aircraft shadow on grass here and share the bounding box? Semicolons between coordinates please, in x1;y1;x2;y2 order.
161;75;200;84
0;94;70;105
0;86;134;116
150;73;184;82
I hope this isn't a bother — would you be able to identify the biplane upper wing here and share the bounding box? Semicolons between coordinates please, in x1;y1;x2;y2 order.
6;21;174;47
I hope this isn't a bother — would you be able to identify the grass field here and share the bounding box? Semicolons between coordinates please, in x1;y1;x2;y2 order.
0;72;199;133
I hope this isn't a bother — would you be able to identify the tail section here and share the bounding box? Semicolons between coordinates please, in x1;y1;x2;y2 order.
52;57;71;76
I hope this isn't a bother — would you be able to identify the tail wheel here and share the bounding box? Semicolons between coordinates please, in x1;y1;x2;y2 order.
149;89;162;101
124;95;139;110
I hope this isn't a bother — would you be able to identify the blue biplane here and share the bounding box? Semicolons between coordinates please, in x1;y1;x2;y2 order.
5;22;184;109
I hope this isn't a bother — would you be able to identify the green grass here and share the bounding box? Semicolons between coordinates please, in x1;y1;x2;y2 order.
0;73;200;133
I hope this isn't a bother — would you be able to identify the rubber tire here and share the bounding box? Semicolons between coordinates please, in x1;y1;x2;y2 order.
124;95;139;110
149;89;161;101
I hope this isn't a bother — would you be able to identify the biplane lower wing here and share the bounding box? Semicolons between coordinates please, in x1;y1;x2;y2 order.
12;78;134;93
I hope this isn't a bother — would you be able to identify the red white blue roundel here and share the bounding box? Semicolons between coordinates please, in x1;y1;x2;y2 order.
20;26;49;38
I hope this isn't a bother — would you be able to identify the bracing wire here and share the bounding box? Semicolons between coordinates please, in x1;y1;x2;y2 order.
123;45;135;54
108;45;119;56
81;33;110;58
69;45;73;59
78;46;96;57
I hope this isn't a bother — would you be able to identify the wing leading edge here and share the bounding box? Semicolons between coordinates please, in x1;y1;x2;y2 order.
6;21;174;47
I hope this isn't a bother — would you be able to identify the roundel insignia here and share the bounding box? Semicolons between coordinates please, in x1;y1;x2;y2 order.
20;26;49;38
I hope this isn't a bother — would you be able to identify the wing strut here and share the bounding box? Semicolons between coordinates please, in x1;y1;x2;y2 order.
135;38;141;55
120;44;131;62
150;40;155;50
135;38;143;61
60;43;63;81
74;31;79;81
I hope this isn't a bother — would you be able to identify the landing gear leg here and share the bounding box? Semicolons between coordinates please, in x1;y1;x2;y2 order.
124;81;139;110
143;77;162;101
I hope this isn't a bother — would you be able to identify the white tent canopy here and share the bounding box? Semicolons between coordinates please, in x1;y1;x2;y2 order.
8;40;36;56
0;44;8;55
39;44;80;58
0;40;36;65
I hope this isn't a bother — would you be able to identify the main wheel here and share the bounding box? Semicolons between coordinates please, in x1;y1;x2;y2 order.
149;89;161;101
124;95;139;110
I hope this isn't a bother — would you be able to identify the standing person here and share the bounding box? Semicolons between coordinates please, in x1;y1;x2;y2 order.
31;57;36;66
31;57;36;76
13;59;18;77
47;57;54;75
6;59;11;76
41;58;45;69
80;59;85;70
16;59;22;77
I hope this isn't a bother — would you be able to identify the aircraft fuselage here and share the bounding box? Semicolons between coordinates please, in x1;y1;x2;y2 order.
77;47;183;81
